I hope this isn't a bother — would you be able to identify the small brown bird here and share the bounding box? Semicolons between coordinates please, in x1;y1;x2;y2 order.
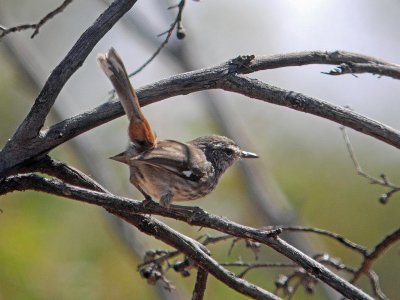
97;48;258;207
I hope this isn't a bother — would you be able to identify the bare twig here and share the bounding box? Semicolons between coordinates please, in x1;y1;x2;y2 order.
351;227;400;283
278;225;368;256
367;270;388;300
113;210;281;300
128;0;186;76
314;254;356;274
0;0;74;39
274;269;317;299
138;234;233;271
340;126;400;203
192;267;208;300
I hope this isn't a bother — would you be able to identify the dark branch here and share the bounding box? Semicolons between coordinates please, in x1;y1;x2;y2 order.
19;155;108;192
0;0;138;177
223;75;400;150
240;50;400;79
351;227;400;283
0;0;74;39
278;226;368;256
192;267;208;300
0;174;374;300
2;50;400;179
322;62;400;79
113;211;281;300
220;261;297;278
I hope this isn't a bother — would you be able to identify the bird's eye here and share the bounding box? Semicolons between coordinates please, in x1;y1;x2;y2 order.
224;148;234;156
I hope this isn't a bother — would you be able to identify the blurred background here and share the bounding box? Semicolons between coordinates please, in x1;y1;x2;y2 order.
1;0;400;299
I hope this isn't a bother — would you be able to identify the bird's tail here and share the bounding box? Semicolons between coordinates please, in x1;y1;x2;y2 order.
97;48;156;151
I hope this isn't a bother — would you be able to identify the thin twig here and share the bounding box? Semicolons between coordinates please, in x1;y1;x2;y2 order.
128;0;186;76
340;126;400;203
351;227;400;283
138;234;232;270
314;254;356;274
0;0;74;39
278;225;368;256
367;270;388;300
192;267;208;300
114;210;281;300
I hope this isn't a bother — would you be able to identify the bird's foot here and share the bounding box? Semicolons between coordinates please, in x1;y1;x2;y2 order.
142;195;156;207
160;192;173;208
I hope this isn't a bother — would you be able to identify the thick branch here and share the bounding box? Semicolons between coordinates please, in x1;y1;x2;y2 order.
322;62;400;79
19;155;108;192
2;51;400;179
0;0;138;176
222;75;400;149
1;174;374;300
113;211;281;300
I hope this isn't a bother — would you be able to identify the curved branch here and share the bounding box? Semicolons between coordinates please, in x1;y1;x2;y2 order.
0;174;374;300
351;227;400;283
1;174;279;300
240;50;400;78
278;226;368;255
114;211;281;300
222;75;400;149
1;50;400;179
0;0;138;176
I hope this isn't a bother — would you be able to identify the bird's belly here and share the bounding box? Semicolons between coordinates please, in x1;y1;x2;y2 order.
129;165;215;202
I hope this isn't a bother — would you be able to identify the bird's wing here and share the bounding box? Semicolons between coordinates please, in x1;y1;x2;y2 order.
130;140;210;181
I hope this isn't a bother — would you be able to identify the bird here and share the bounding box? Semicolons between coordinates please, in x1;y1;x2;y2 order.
97;48;258;208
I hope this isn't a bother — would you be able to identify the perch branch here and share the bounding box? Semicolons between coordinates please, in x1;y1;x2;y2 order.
277;226;368;256
0;174;374;300
112;210;281;300
2;51;400;179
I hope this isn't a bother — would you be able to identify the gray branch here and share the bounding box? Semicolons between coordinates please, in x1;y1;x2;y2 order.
0;174;374;300
0;0;138;177
2;51;400;179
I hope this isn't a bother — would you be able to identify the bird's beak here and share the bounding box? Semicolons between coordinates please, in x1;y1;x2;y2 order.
109;151;128;163
240;150;258;158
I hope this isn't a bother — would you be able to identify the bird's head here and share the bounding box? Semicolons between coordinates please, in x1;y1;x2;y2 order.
190;135;258;176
